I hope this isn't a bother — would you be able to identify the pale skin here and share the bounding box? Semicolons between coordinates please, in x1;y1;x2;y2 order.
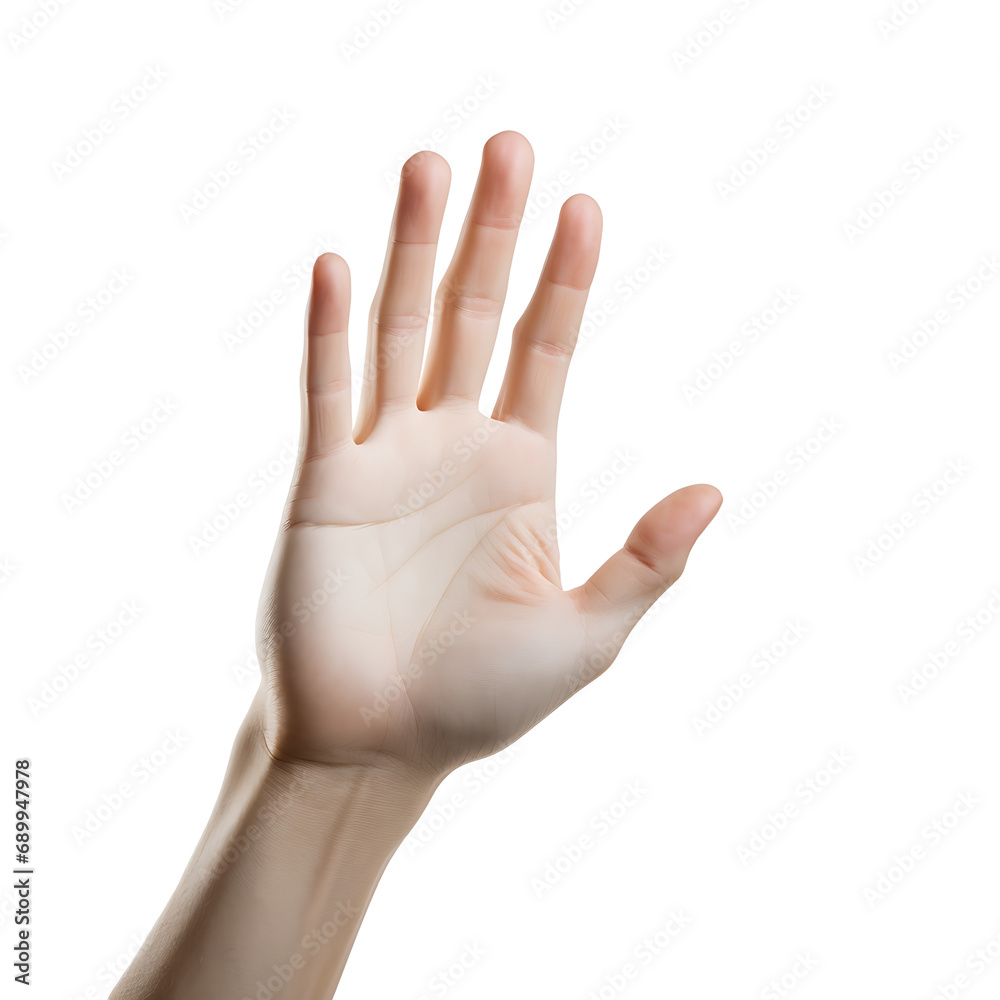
110;131;722;999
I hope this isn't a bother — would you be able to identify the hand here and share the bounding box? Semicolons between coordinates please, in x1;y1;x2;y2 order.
255;131;721;780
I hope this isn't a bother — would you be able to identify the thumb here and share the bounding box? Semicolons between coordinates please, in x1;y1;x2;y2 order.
572;484;722;625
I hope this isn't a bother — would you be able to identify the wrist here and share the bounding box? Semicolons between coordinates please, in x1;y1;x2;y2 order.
112;692;443;1000
184;692;444;908
229;690;443;845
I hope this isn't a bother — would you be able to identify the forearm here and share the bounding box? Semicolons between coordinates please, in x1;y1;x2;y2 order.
110;691;439;1000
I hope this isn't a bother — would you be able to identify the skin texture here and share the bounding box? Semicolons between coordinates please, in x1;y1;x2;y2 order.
110;131;722;1000
259;131;721;778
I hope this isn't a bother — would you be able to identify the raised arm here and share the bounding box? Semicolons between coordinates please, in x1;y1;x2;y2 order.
110;131;721;1000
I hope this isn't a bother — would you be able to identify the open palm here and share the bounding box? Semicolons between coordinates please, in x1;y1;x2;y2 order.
255;132;721;779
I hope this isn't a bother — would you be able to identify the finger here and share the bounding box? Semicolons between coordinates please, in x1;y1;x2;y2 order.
572;484;722;627
417;131;533;408
303;253;352;457
492;194;601;438
354;151;450;441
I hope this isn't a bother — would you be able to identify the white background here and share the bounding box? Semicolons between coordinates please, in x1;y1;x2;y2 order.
3;0;1000;997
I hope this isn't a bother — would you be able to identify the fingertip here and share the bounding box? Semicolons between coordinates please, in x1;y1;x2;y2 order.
395;151;451;243
575;484;717;618
399;149;452;194
561;192;602;232
626;485;721;570
484;130;535;171
465;132;534;232
311;253;350;310
313;251;349;283
545;193;602;289
687;483;724;517
559;193;603;257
